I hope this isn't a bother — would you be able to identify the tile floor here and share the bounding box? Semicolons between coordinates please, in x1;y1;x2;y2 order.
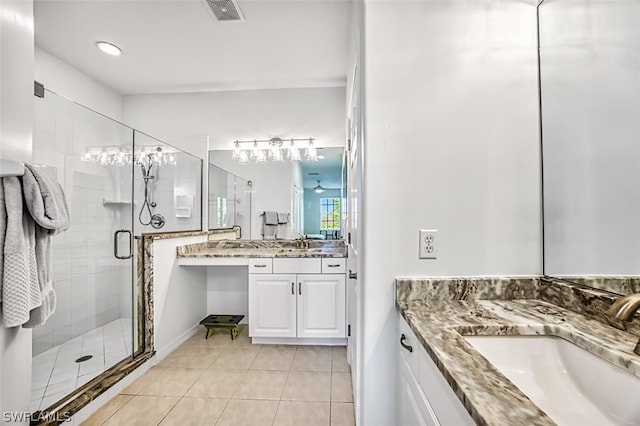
32;318;133;412
82;325;355;426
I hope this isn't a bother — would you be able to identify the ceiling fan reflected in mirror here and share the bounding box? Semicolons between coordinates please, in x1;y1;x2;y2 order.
313;180;325;194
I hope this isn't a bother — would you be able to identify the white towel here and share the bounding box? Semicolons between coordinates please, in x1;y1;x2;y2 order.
264;211;278;225
277;212;289;224
20;164;68;327
0;180;5;296
275;213;289;239
23;225;56;328
22;164;70;234
262;223;277;239
1;177;42;327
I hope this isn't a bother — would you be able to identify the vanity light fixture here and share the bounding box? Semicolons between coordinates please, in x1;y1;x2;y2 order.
313;180;325;194
81;146;177;167
232;137;317;164
96;41;122;56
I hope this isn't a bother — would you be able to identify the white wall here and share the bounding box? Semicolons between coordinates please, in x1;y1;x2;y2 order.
0;1;34;164
0;0;34;420
35;47;123;121
206;267;249;324
209;151;293;240
153;235;208;358
540;0;640;276
122;87;346;151
361;1;541;425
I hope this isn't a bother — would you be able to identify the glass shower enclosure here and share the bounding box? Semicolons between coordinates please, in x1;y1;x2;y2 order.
31;89;202;414
208;163;251;237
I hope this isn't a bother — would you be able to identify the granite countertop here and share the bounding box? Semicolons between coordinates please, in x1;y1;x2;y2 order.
177;239;347;258
396;278;640;426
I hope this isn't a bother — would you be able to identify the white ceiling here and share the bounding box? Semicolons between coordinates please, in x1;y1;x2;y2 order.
34;0;352;95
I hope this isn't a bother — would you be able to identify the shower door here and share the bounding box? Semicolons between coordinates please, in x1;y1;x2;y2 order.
31;89;136;413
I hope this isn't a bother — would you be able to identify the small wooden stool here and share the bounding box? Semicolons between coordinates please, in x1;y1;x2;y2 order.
199;314;245;340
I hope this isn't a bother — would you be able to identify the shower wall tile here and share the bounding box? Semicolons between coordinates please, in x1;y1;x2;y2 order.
53;326;74;347
33;335;55;356
133;152;202;235
32;105;133;357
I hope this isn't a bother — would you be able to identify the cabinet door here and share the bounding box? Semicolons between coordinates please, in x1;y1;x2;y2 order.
249;274;297;337
399;357;436;426
297;274;346;338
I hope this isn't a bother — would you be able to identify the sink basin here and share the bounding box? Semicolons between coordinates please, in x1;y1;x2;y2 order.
465;335;640;426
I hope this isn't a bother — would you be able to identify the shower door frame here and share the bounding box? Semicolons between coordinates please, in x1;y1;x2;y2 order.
31;88;155;425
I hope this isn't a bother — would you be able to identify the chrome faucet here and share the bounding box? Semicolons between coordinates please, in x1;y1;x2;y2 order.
607;294;640;355
295;236;309;249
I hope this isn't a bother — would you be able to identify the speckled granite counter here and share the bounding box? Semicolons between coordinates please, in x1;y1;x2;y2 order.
396;277;640;426
177;239;347;259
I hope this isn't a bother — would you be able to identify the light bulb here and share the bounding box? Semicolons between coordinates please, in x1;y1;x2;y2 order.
96;41;122;56
305;139;317;161
290;147;302;162
232;141;242;160
272;149;284;162
250;141;259;159
239;151;249;164
256;149;267;163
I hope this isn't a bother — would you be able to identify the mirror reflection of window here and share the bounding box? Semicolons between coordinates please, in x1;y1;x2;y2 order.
320;197;341;231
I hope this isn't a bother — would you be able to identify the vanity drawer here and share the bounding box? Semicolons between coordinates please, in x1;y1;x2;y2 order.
273;258;321;274
322;258;346;273
398;315;420;373
248;258;273;273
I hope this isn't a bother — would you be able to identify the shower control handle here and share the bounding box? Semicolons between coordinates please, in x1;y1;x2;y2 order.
114;229;133;260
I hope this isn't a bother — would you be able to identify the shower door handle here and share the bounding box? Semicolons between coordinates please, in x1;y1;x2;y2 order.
114;229;133;259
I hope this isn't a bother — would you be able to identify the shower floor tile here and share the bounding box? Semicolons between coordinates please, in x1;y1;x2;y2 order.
31;318;133;413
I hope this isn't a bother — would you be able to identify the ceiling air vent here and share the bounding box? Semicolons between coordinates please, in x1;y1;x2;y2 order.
204;0;245;21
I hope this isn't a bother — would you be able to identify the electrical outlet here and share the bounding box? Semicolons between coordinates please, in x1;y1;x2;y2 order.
419;229;438;259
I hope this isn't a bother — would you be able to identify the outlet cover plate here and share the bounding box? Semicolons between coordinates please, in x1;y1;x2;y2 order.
419;229;438;259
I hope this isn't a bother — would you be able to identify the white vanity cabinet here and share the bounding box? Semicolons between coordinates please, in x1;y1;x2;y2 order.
398;315;475;426
248;257;346;342
248;273;297;337
297;274;346;338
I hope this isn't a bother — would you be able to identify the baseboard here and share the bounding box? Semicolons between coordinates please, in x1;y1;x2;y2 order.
251;337;347;346
155;323;202;361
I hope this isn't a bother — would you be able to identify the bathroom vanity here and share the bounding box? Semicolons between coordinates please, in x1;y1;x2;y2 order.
395;277;640;426
177;239;348;345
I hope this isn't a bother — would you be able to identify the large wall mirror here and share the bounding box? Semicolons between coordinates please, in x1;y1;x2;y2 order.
208;147;346;240
540;0;640;295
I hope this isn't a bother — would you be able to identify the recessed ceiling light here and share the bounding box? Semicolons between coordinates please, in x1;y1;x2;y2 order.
318;155;325;160
96;41;122;56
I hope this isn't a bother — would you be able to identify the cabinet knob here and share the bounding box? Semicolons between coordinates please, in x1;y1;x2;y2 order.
349;270;357;280
291;282;294;295
400;334;413;352
298;282;302;295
